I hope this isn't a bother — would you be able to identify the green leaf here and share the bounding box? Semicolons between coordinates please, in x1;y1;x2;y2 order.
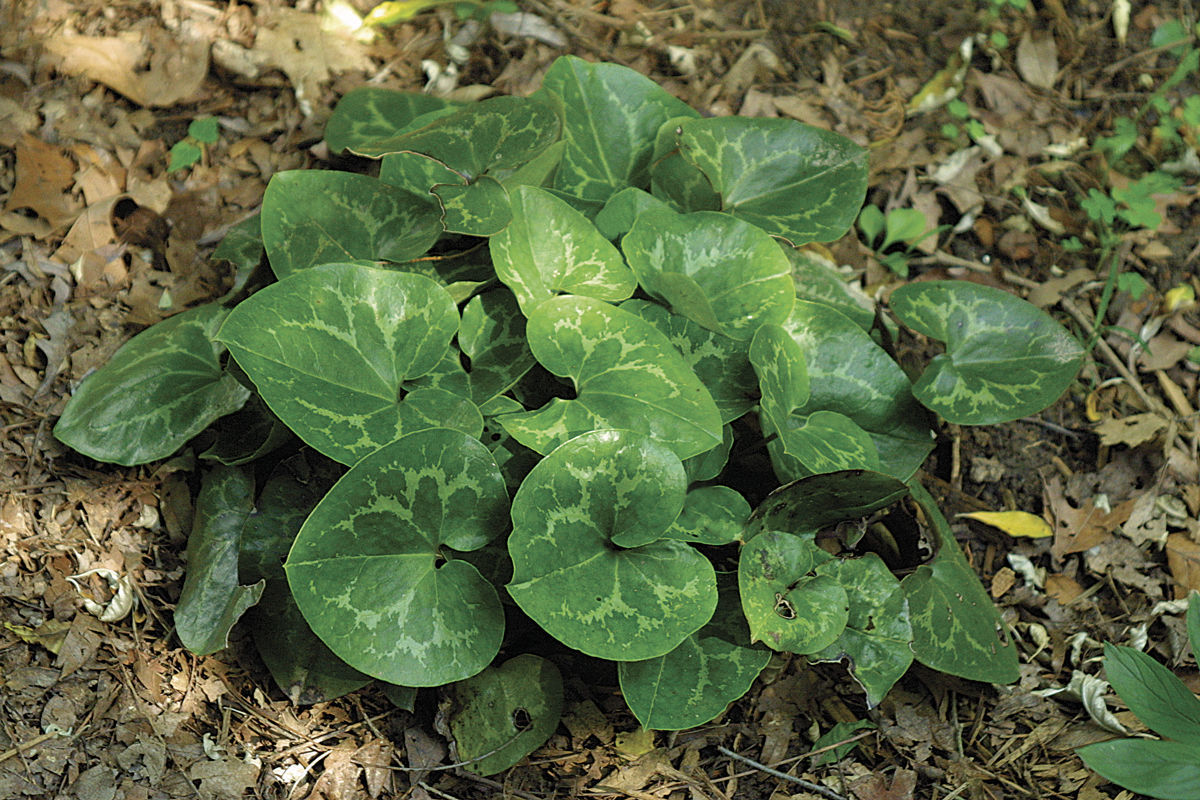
1103;643;1200;745
286;429;510;686
347;96;560;174
380;153;513;236
662;485;751;546
683;424;733;483
619;574;768;730
783;245;881;333
671;116;868;244
54;304;251;466
490;185;636;315
880;208;927;250
1077;738;1200;800
324;88;460;154
261;171;443;279
211;213;264;299
246;582;372;705
199;393;293;466
857;205;884;245
623;208;795;340
187;116;219;144
889;280;1084;425
595;187;673;240
778;300;933;480
738;531;848;654
507;430;717;661
167;140;202;172
175;466;264;656
649;117;721;213
744;470;910;542
811;554;913;706
458;289;537;404
811;720;876;766
218;263;481;466
498;296;722;459
1189;592;1200;666
621;300;757;424
448;655;564;775
901;480;1018;683
749;324;810;431
539;55;700;202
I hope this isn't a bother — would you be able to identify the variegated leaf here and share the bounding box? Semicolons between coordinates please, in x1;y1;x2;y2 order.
663;485;751;546
498;296;722;459
286;429;510;687
507;430;717;661
325;87;460;154
889;280;1084;424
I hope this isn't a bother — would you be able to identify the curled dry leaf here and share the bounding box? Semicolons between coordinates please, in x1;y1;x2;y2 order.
44;28;208;108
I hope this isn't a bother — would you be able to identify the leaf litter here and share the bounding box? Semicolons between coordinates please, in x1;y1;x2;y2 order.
2;0;1200;797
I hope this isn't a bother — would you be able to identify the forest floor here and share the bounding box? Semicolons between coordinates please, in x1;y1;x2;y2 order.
2;0;1200;798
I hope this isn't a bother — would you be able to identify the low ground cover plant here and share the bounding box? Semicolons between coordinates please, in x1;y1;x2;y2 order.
54;55;1084;773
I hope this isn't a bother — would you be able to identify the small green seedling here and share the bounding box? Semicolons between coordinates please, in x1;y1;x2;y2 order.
168;117;219;173
1076;593;1200;800
858;205;935;277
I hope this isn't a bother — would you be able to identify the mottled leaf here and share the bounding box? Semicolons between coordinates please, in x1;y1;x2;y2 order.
623;208;795;340
498;296;722;459
286;429;510;686
739;531;848;654
663;485;750;546
490;185;635;315
458;289;536;404
622;300;756;424
744;470;910;542
889;281;1084;424
54;304;250;466
777;300;933;480
449;655;563;775
175;466;264;656
811;554;913;706
380;152;512;236
672;116;868;244
507;430;717;661
325;88;460;154
539;55;699;202
783;245;880;333
218;263;482;466
901;481;1018;683
261;171;442;279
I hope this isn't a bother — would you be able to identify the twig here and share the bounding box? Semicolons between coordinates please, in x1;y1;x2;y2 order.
715;746;848;800
452;770;547;800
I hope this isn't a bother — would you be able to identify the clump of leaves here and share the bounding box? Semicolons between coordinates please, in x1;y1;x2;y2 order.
54;56;1084;774
1076;593;1200;799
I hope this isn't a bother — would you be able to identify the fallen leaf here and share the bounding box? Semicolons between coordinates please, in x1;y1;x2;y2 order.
991;566;1016;598
1045;574;1084;604
851;767;917;800
3;134;81;228
45;28;208;108
1045;477;1136;559
1165;532;1200;595
959;510;1053;539
1016;31;1059;90
1094;412;1169;447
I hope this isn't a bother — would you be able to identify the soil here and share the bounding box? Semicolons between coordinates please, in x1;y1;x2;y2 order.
3;0;1200;799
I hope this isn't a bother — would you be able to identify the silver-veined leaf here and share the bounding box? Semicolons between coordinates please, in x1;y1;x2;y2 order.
325;87;460;154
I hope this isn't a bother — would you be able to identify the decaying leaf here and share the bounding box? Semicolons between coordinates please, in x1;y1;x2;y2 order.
45;28;208;107
1095;412;1169;447
1045;477;1136;559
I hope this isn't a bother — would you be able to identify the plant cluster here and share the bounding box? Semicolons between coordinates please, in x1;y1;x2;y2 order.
54;56;1084;773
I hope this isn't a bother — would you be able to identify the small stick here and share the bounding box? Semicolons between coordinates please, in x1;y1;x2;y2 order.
715;746;848;800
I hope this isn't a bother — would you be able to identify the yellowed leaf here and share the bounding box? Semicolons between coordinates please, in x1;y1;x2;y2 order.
3;619;71;654
613;727;656;758
959;510;1053;538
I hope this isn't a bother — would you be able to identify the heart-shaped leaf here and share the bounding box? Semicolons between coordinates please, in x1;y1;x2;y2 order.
498;296;722;459
261;171;443;279
889;281;1085;425
175;466;264;656
621;300;756;424
286;429;510;686
380;153;512;236
671;117;868;244
663;486;751;546
783;245;881;333
811;554;913;706
458;289;536;404
749;324;880;475
345;96;560;175
595;187;673;240
325;88;460;154
739;531;848;654
619;574;768;730
53;304;251;466
507;430;717;661
490;186;636;315
538;55;699;202
744;470;910;542
448;655;564;775
623;208;795;340
777;300;933;480
649;118;721;213
218;263;482;466
901;481;1018;683
683;424;733;483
